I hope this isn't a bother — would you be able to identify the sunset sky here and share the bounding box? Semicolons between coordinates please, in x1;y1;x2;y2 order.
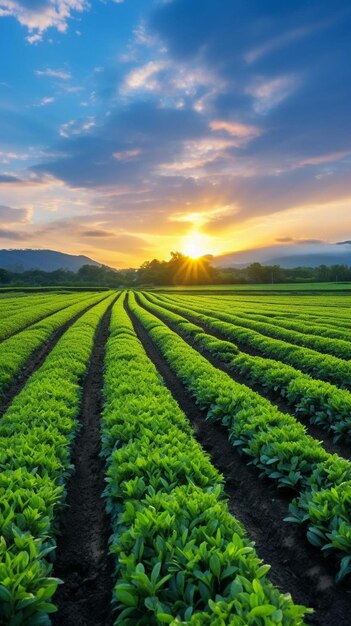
0;0;350;267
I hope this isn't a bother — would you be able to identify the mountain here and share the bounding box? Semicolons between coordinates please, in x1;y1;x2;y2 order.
214;242;351;269
0;249;101;273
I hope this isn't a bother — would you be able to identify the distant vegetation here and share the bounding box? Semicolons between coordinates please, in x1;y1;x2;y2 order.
0;251;351;287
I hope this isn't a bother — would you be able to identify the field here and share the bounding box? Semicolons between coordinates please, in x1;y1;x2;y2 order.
153;282;351;292
0;289;351;626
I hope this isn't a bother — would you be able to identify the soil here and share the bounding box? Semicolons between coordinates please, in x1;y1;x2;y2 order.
52;301;115;626
0;297;108;417
142;294;351;460
127;297;351;626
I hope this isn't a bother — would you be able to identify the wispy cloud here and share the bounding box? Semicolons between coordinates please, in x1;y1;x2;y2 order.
123;60;166;91
59;116;96;137
36;96;55;107
36;68;72;80
209;120;262;145
246;76;298;114
297;151;351;167
113;148;142;161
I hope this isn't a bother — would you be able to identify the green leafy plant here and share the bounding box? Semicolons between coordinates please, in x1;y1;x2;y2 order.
101;295;310;625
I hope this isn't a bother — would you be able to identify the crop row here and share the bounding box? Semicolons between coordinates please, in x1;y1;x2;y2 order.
160;295;351;388
196;299;351;340
0;291;112;405
0;292;95;342
129;293;351;582
101;294;309;625
163;295;351;360
143;293;351;443
0;294;115;625
173;295;351;330
227;311;349;341
0;294;67;320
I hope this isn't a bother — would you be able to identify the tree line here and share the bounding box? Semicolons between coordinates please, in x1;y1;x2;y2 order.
0;252;350;287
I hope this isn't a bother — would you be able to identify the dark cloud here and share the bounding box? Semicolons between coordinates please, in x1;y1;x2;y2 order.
0;228;27;240
296;239;325;245
81;229;114;237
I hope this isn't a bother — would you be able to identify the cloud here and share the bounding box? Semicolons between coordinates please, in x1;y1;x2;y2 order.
209;120;261;138
33;101;207;186
59;117;96;137
37;96;55;106
113;148;142;161
150;0;351;164
0;174;23;183
0;204;29;223
297;151;351;167
0;0;89;42
36;68;72;80
276;237;325;245
124;61;167;91
246;75;298;115
2;0;351;266
0;227;27;240
81;229;113;237
0;151;29;163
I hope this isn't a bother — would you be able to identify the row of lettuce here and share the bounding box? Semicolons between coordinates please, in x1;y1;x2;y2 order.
130;293;351;584
0;293;116;625
142;293;351;443
0;291;311;625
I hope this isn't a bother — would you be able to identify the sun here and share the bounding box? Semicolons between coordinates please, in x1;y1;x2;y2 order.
182;232;208;259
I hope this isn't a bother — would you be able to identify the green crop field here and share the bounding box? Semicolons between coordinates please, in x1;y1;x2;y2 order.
152;282;351;293
0;288;350;625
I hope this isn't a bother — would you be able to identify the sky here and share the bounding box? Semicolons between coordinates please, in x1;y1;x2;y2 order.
0;0;351;268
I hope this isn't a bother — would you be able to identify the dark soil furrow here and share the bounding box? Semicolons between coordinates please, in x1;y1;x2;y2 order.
52;302;115;626
0;297;109;418
127;297;351;626
144;295;351;459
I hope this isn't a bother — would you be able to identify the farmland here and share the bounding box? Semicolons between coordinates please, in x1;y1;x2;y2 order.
0;289;351;626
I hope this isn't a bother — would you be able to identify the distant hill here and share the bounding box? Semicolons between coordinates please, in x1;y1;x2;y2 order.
214;242;351;269
0;249;101;273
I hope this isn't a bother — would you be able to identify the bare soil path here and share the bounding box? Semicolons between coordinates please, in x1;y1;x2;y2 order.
52;301;115;626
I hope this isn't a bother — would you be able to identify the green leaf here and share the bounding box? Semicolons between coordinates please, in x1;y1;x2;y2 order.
248;604;276;618
156;613;174;623
0;585;12;603
209;553;221;577
115;587;138;607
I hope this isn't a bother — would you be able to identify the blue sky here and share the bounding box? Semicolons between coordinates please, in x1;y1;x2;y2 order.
0;0;350;267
